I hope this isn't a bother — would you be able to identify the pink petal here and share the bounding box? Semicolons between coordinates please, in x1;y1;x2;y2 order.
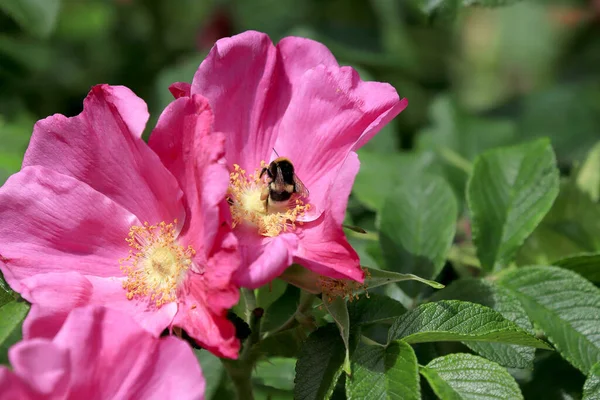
149;94;230;253
272;65;404;216
294;153;363;282
233;230;299;289
191;31;280;172
0;368;41;399
174;290;240;359
295;215;364;282
35;306;206;399
85;276;178;337
169;82;192;99
22;84;184;225
328;151;360;226
20;272;93;340
276;36;338;80
8;339;70;396
0;166;138;288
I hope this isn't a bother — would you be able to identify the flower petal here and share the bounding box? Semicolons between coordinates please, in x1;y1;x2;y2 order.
0;166;138;288
276;36;338;79
8;339;70;396
50;306;205;399
169;82;192;99
295;215;363;282
233;230;299;289
20;272;93;340
22;84;184;225
272;65;405;215
191;31;280;172
174;288;240;359
0;368;39;399
85;276;178;337
328;151;360;226
149;94;230;253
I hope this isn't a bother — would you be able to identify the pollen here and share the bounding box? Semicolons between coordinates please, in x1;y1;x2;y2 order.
227;163;310;237
120;220;195;307
318;268;371;303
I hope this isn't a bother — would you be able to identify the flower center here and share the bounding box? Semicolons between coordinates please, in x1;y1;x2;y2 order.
227;163;310;237
120;220;195;307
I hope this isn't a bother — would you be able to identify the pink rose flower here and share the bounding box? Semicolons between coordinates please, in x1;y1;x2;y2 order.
0;306;205;399
170;31;408;289
0;85;240;358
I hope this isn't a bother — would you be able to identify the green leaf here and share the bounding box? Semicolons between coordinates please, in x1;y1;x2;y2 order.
195;350;224;400
0;300;29;347
258;326;307;359
254;357;296;392
553;253;600;283
583;362;600;400
387;300;551;349
420;353;523;400
577;141;600;202
262;285;300;333
0;0;61;38
347;293;406;326
257;279;288;311
379;173;457;296
365;267;445;291
498;266;600;374
467;139;559;272
430;278;535;369
294;324;346;400
346;341;420;400
353;151;438;211
324;297;352;374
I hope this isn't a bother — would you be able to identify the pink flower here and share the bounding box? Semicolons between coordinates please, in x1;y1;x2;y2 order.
0;306;205;399
170;31;408;289
0;85;240;358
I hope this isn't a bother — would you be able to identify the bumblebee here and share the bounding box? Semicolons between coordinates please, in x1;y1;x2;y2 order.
260;156;309;211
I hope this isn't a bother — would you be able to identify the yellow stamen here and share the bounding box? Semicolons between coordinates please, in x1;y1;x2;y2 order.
120;220;195;307
227;163;310;237
318;268;371;303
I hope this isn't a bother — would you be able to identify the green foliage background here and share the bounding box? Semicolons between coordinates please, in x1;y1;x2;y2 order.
1;0;600;399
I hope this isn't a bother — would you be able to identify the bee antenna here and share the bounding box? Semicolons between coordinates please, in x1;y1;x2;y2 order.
272;148;280;157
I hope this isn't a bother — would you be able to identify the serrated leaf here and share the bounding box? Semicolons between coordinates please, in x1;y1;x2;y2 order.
379;173;457;297
295;324;346;400
420;353;523;400
388;300;551;349
324;297;352;374
0;0;61;38
553;253;600;283
584;362;600;400
467;139;559;272
365;267;445;291
347;293;406;326
195;350;224;400
346;341;420;400
499;266;600;374
430;278;535;369
254;357;296;391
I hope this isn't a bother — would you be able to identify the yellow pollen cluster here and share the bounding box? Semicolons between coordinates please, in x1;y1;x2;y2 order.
120;220;195;307
227;163;310;237
318;268;371;303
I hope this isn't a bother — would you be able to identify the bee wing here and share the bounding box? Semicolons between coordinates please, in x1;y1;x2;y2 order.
293;173;310;198
275;164;285;187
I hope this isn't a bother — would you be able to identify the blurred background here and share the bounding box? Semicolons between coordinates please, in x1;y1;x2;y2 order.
1;0;600;185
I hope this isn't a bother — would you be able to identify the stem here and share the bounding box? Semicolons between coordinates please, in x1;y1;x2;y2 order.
222;359;255;400
240;288;256;321
222;307;264;400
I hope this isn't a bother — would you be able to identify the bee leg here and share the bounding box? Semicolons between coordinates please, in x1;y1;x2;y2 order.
261;187;270;212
